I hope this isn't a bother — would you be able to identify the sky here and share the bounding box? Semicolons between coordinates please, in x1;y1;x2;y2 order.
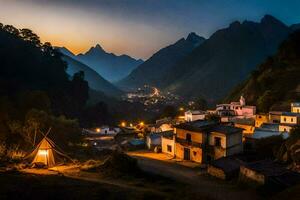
0;0;300;60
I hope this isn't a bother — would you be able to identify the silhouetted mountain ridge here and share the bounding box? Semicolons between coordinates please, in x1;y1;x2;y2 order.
118;32;206;89
74;44;143;82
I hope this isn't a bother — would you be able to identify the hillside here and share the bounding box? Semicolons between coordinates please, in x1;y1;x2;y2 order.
161;15;292;103
118;32;205;90
224;30;300;112
61;53;123;97
76;44;143;82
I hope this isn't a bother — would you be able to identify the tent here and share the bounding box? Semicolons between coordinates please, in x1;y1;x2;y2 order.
26;135;72;168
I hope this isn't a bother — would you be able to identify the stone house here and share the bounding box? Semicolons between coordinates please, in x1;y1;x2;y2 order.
171;120;243;163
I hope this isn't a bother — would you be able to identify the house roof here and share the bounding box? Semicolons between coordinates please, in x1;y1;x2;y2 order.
185;110;206;115
174;120;242;135
174;120;217;132
210;156;244;173
243;160;289;176
269;111;284;115
291;102;300;107
249;130;289;139
209;125;243;135
281;112;300;117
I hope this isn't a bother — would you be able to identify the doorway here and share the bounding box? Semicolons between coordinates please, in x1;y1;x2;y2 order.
184;148;190;160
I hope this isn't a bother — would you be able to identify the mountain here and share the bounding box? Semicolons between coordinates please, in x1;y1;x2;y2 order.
118;32;206;89
160;15;292;103
224;30;300;112
75;44;143;82
0;24;89;119
290;23;300;31
60;52;123;97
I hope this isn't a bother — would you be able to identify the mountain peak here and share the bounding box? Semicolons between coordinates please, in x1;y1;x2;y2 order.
94;44;104;51
229;21;241;28
186;32;205;46
261;15;285;26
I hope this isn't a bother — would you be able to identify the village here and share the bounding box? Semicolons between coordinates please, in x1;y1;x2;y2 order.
1;2;300;199
77;96;300;193
1;95;299;199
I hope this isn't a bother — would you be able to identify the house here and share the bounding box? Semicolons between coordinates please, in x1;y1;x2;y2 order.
216;96;256;117
147;117;174;133
255;114;269;127
83;126;121;135
184;110;207;122
279;112;300;133
146;133;162;150
172;120;243;163
208;156;244;180
269;111;283;123
98;126;121;135
291;102;300;113
234;123;255;135
239;160;300;187
161;131;175;156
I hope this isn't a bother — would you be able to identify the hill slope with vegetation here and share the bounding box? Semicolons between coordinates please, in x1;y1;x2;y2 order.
61;54;123;97
224;30;300;112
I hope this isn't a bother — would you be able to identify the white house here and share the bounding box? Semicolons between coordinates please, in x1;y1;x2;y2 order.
184;110;207;122
279;112;300;133
97;126;121;135
291;102;300;113
161;131;175;156
216;96;256;117
146;134;162;150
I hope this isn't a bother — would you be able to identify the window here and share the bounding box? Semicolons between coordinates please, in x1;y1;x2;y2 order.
167;145;172;152
291;118;294;122
186;133;192;142
214;137;221;147
284;117;286;122
193;151;197;156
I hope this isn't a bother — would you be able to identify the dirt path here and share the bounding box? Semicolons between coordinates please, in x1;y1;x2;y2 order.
130;154;262;200
21;166;167;197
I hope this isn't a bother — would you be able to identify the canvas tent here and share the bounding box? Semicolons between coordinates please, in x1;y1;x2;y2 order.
26;136;72;168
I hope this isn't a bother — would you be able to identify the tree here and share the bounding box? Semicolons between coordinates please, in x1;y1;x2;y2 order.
20;28;41;47
257;90;274;112
194;97;207;110
160;105;178;118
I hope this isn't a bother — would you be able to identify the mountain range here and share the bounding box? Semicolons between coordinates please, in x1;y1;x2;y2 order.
59;49;123;97
70;44;143;82
119;15;295;103
118;32;206;90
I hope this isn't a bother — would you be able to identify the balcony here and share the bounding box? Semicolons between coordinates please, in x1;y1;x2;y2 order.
175;137;203;148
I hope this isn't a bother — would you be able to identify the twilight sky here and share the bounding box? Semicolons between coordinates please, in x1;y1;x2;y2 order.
0;0;299;59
